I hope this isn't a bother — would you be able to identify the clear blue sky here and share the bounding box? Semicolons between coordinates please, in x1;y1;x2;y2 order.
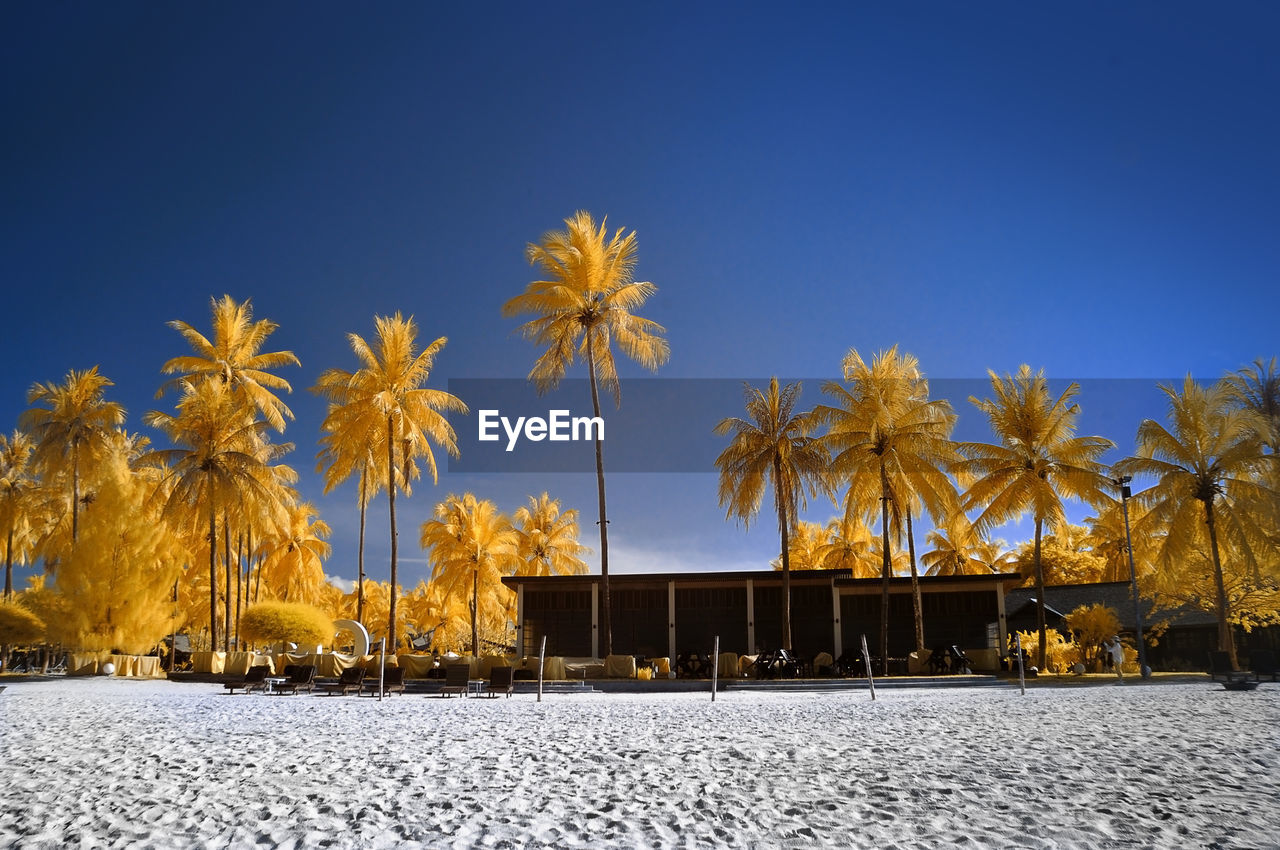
3;3;1277;589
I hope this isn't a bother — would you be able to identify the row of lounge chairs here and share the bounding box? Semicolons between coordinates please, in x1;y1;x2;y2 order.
221;662;516;697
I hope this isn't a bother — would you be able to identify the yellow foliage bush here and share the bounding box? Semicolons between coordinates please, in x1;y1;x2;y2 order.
1015;628;1076;673
240;602;334;648
1064;603;1123;670
0;602;45;645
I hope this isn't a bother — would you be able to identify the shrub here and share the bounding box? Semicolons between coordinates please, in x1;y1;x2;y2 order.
240;602;334;648
0;602;46;646
1014;628;1076;673
1064;603;1122;670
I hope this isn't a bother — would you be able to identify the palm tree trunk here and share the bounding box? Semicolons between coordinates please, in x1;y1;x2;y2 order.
235;532;244;648
223;511;232;651
207;473;218;651
1203;498;1237;668
71;441;80;543
773;455;793;652
907;510;925;655
879;491;892;677
4;529;13;599
357;475;367;626
585;333;611;658
386;414;399;653
471;567;479;656
1033;519;1047;671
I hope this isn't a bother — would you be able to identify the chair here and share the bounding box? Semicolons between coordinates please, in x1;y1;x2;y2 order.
486;665;514;698
926;647;949;675
362;666;405;697
440;663;470;697
1248;649;1278;682
1208;650;1257;684
274;664;317;695
223;664;269;694
948;646;972;674
319;666;365;696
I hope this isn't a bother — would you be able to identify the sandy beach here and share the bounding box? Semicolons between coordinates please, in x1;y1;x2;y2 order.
1;678;1276;849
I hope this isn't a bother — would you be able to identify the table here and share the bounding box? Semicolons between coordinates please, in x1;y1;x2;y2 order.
263;677;287;695
467;679;487;697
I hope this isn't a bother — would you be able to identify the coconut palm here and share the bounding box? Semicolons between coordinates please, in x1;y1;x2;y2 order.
312;313;466;652
771;520;827;571
512;492;590;578
160;295;300;432
21;366;126;544
715;378;830;651
814;347;959;667
818;514;879;577
956;365;1116;670
142;378;290;649
315;411;385;625
421;493;520;656
1114;376;1276;668
0;431;43;599
258;502;332;605
1224;357;1280;453
503;211;669;657
921;511;994;576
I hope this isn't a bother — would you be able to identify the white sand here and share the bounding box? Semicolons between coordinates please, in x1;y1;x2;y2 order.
1;678;1276;849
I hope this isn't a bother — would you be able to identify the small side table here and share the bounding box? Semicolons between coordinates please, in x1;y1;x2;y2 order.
467;679;487;698
263;677;287;695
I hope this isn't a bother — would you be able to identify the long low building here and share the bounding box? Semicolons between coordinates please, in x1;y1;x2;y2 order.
501;569;1025;669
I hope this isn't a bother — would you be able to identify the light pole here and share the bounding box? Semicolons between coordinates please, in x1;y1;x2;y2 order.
1114;476;1150;678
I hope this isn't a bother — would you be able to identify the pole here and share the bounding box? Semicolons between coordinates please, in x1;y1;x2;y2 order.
1116;479;1150;678
860;634;876;701
377;638;386;703
537;635;546;703
1015;632;1026;696
711;636;720;702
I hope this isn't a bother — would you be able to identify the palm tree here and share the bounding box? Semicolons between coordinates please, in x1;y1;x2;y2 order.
142;378;289;648
316;411;385;625
956;365;1115;670
503;211;669;658
258;502;332;605
0;431;43;599
921;510;994;576
512;492;590;578
818;514;879;577
1114;376;1276;668
21;366;126;544
160;295;300;431
312;313;466;652
814;347;958;667
771;520;827;571
420;493;519;656
1224;357;1280;453
715;378;829;651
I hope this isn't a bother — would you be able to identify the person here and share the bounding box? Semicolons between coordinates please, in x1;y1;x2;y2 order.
1106;636;1126;683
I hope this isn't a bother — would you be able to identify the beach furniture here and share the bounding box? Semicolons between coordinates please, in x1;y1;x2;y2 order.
440;663;470;697
926;647;950;675
1208;651;1258;686
360;666;405;697
1248;649;1278;682
319;666;366;696
753;649;799;680
485;666;514;698
223;664;269;694
947;646;972;674
274;664;317;695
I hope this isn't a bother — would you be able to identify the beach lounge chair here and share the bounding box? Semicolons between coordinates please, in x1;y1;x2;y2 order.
319;666;366;696
274;664;317;695
485;665;514;698
1248;649;1278;682
223;664;270;694
361;666;406;696
926;647;949;675
948;646;972;674
1208;651;1257;684
440;663;470;697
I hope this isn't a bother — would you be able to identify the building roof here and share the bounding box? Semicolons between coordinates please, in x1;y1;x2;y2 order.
1004;582;1219;630
501;569;1022;591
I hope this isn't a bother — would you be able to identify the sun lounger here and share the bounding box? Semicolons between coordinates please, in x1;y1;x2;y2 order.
1208;651;1257;684
319;666;366;696
361;666;405;696
485;665;514;698
223;664;270;694
440;663;470;697
274;664;317;695
948;646;972;674
1248;649;1278;682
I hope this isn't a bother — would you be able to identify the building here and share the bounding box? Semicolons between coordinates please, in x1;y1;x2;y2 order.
501;569;1024;669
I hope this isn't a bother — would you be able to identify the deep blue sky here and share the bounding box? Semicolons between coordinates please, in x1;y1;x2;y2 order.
4;3;1277;589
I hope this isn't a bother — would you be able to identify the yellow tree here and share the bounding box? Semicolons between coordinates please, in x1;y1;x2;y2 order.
258;502;331;604
142;379;289;649
814;347;959;664
315;410;385;624
0;431;47;599
1225;357;1280;453
420;493;520;656
818;514;880;577
715;378;829;651
503;211;669;657
312;313;466;651
1114;376;1277;668
771;520;826;571
21;366;126;544
922;511;995;576
957;365;1116;670
512;492;589;577
159;295;300;432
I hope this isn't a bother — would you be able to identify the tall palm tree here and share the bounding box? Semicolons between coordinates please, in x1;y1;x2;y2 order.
21;367;126;544
1224;357;1280;453
160;295;300;432
0;431;43;599
1114;376;1276;668
715;378;829;651
312;313;466;652
921;510;994;576
142;379;289;648
316;413;385;625
956;365;1115;670
814;347;958;667
818;514;879;577
420;493;520;656
512;492;590;578
503;211;669;658
259;501;332;605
